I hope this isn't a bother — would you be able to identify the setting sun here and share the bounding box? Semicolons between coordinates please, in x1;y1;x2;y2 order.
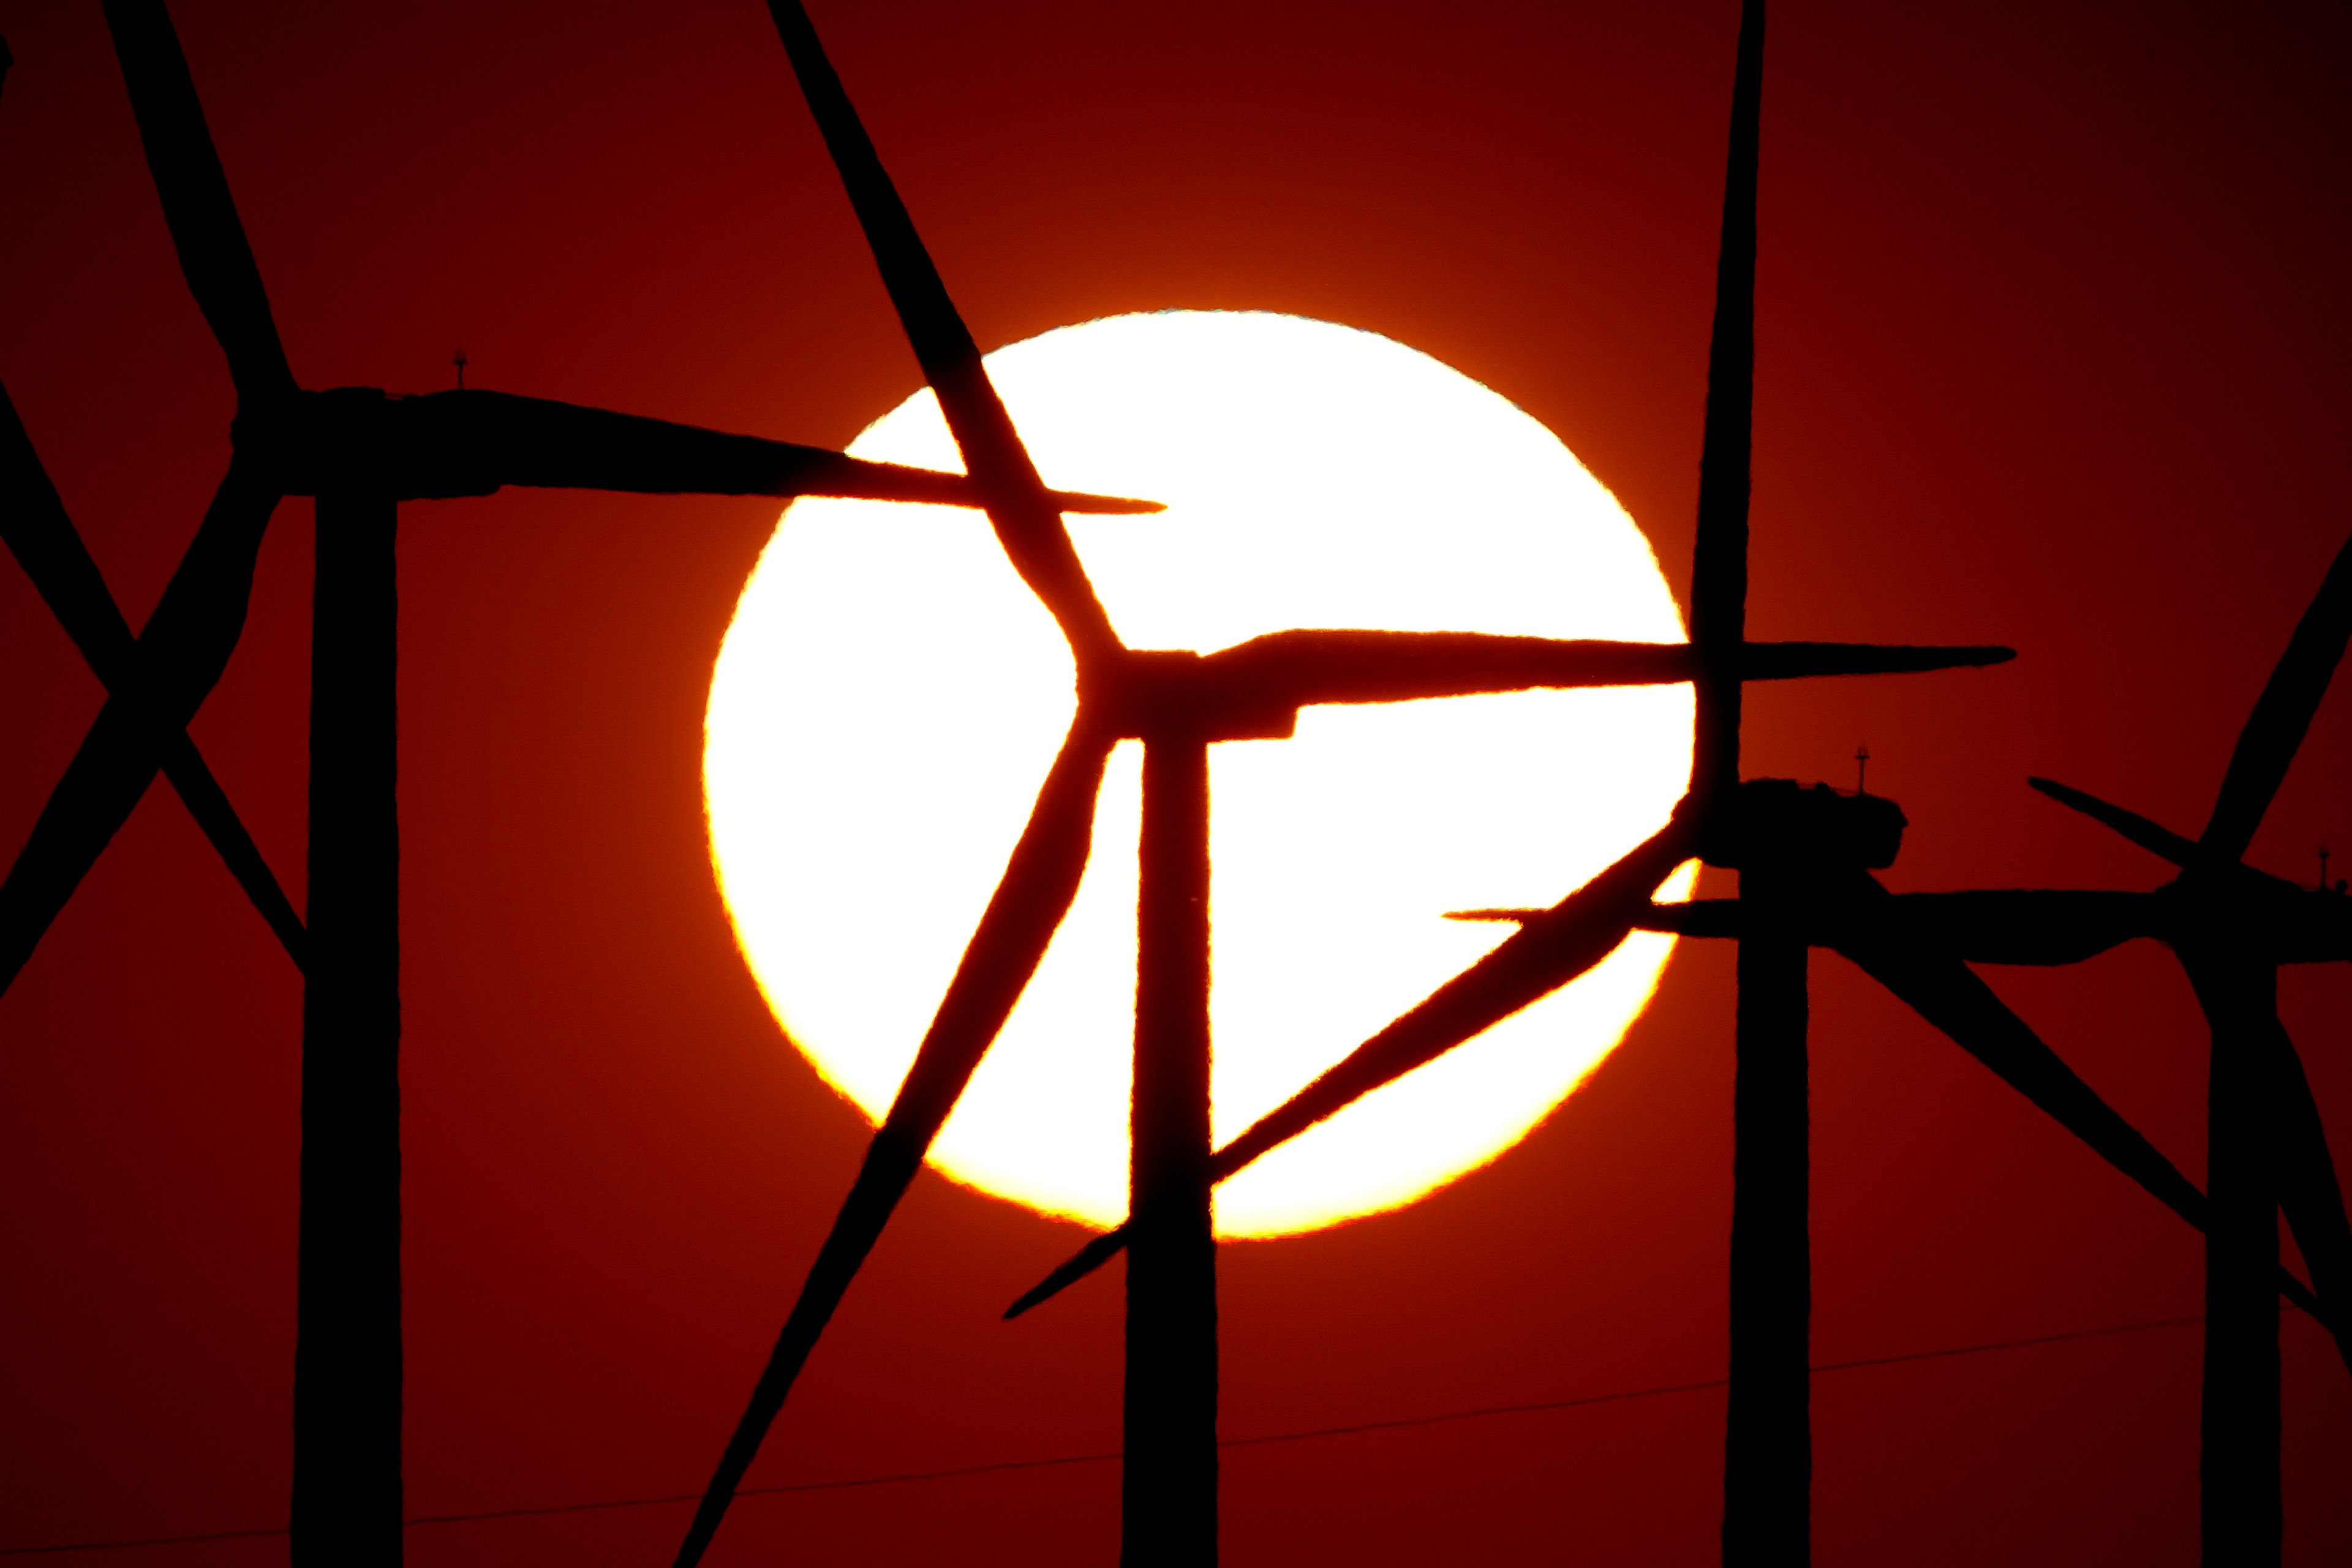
703;311;1693;1238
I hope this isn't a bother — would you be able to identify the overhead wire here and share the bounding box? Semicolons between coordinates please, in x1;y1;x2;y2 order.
0;1310;2211;1557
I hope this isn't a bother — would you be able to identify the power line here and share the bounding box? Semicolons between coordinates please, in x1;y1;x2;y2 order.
0;1311;2206;1558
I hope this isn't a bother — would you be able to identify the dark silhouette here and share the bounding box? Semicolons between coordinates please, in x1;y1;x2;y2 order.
1000;6;2333;1564
1006;7;2348;1554
1687;14;1807;1554
0;380;307;965
679;4;2011;1567
1717;784;1898;1561
1128;729;1218;1564
674;7;2008;1559
13;2;2316;1562
1795;535;2352;1566
3;7;1152;1564
296;486;402;1564
0;37;304;963
1624;788;2346;1568
1421;593;2352;1567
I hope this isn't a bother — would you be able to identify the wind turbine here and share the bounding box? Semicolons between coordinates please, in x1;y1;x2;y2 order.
1617;796;2348;1568
673;4;2010;1565
2;6;1151;1562
1000;4;2332;1562
1818;541;2352;1566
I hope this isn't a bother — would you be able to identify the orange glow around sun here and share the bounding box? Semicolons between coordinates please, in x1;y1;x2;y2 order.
704;311;1694;1238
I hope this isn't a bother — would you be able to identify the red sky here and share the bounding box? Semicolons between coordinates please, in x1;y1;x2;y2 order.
2;1;2350;1562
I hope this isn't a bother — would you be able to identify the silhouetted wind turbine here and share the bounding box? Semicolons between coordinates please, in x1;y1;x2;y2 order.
1;7;1152;1564
998;6;2315;1563
1621;807;2345;1568
673;4;2010;1566
1016;13;2352;1538
1812;534;2352;1566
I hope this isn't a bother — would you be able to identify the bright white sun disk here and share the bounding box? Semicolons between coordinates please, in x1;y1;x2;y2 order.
704;311;1693;1239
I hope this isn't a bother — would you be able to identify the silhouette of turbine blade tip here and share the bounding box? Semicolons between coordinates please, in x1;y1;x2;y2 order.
2024;776;2196;866
763;0;1133;662
1004;1226;1129;1319
396;394;1154;514
2027;775;2115;810
1743;642;2016;682
1051;489;1163;516
2027;776;2112;823
2199;528;2352;859
1904;643;2017;668
1633;899;1736;936
103;0;295;402
1001;1280;1056;1321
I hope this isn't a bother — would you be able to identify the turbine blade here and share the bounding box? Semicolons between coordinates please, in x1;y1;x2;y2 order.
2273;1025;2352;1371
764;0;1121;661
1215;813;1697;1177
1631;897;1745;938
1005;1227;1130;1319
1823;876;2331;1327
2200;525;2352;864
2027;777;2198;867
674;724;1116;1568
100;0;295;404
325;391;1159;511
0;383;142;667
1203;631;1695;711
1686;0;1766;810
0;385;303;965
0;465;279;995
1003;813;1700;1317
158;731;305;967
1878;889;2155;967
1634;890;2154;963
1179;634;2010;733
1739;641;2014;679
1829;884;2206;1218
0;699;170;990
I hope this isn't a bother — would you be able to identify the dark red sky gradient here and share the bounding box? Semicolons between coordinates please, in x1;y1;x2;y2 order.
3;1;2351;1561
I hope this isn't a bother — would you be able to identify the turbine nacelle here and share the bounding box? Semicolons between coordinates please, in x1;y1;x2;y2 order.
1711;778;1907;872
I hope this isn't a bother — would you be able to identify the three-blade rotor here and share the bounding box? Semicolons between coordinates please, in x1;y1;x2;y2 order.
0;0;1150;1000
1894;522;2352;1368
1000;0;2015;1324
1618;520;2352;1371
682;0;2003;1556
